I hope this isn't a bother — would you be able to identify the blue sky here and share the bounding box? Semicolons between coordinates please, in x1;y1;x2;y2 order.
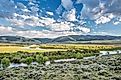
0;0;121;38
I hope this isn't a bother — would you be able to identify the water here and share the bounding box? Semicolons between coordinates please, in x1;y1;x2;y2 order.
45;61;51;66
31;62;39;65
8;62;39;68
6;50;121;68
54;58;76;63
8;63;28;68
99;50;121;56
83;56;96;60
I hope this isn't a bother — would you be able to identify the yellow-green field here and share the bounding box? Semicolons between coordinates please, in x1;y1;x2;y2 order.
0;43;119;53
39;44;116;50
0;45;66;53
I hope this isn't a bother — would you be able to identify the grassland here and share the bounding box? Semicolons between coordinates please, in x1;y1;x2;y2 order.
39;44;116;49
0;44;66;53
0;43;121;53
0;46;66;53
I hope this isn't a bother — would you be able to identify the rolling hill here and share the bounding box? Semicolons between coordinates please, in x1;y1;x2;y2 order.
0;35;121;43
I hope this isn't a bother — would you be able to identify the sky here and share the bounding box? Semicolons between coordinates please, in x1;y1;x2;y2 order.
0;0;121;38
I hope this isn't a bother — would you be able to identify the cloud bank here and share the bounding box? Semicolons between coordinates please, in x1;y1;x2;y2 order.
0;0;121;38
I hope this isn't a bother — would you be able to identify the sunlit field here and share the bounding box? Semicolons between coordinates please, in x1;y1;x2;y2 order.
39;44;116;49
0;44;66;53
0;43;120;53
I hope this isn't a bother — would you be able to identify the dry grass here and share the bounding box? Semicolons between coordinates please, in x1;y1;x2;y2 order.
39;44;115;50
0;46;66;53
0;43;118;53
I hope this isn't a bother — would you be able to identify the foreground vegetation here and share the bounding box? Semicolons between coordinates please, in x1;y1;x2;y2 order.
0;54;120;80
0;49;99;68
0;43;121;68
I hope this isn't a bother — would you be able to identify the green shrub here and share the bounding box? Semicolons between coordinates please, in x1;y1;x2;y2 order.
76;52;83;59
1;58;10;68
36;54;43;64
98;70;109;77
11;57;21;63
43;56;49;62
20;58;26;63
25;57;33;65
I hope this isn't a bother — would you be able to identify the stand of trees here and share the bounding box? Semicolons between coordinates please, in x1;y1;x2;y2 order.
0;46;120;68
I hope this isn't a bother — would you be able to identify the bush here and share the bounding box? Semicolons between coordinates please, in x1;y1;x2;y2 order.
1;58;10;68
25;57;33;65
36;54;43;64
11;57;21;63
20;58;26;63
43;56;49;62
98;70;109;77
76;53;83;59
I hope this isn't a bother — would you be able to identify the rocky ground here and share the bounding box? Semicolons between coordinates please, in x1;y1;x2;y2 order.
0;54;121;80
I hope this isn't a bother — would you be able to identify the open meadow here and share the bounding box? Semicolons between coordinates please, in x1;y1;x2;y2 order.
0;43;67;53
0;43;120;53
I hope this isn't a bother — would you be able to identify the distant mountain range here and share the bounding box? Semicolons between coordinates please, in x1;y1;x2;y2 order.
0;35;121;43
0;36;40;44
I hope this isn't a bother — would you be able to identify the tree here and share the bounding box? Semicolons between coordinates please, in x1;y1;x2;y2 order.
25;57;33;65
36;54;43;64
1;58;10;68
43;56;49;62
76;53;83;59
